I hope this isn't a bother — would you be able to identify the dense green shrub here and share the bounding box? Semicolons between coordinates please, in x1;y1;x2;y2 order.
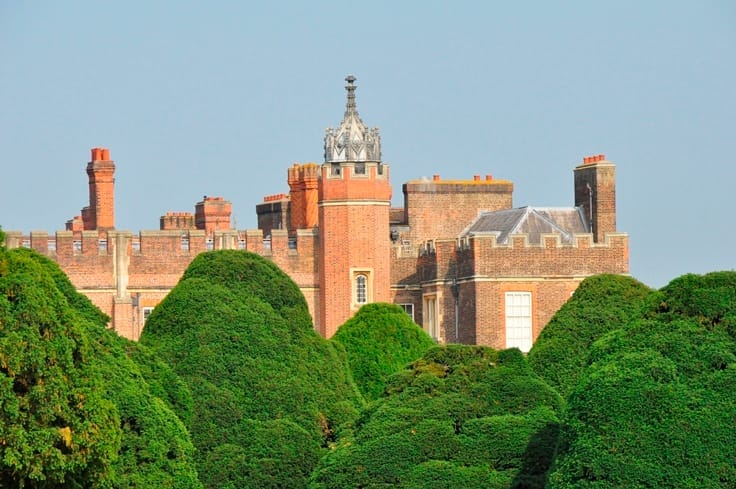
548;272;736;488
0;247;202;488
527;274;652;397
310;345;563;489
0;247;121;487
140;250;363;488
332;303;436;400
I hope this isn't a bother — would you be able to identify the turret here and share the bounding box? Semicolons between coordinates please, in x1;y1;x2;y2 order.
318;76;392;337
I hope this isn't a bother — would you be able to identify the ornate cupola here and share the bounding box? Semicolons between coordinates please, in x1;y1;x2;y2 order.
324;75;381;163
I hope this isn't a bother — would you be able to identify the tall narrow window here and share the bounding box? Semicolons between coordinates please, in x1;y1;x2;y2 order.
355;274;368;305
423;295;438;340
505;292;532;352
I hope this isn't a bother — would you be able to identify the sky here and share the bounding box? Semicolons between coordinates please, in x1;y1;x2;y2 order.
1;1;734;288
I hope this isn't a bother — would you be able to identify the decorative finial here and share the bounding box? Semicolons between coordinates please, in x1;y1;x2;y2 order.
325;75;381;163
345;74;357;116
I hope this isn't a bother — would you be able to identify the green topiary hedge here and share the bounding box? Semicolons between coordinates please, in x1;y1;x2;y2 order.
140;250;363;488
310;345;563;489
527;274;652;398
332;302;436;401
548;271;736;488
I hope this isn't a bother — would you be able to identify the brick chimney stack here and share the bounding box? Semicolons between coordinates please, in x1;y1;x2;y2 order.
195;196;232;236
574;154;616;243
82;147;115;231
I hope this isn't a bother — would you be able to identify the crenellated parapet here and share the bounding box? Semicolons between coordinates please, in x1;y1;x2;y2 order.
419;231;629;281
4;226;322;340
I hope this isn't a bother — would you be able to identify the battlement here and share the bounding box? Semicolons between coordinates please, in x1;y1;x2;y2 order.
160;211;195;231
418;231;629;281
5;225;321;259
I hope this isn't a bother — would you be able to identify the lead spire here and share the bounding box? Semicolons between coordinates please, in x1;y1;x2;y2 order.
324;75;382;163
344;75;357;117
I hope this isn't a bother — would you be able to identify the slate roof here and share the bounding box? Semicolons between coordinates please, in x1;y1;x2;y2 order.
461;207;589;245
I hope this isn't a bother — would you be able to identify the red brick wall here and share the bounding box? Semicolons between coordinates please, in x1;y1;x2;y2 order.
401;176;513;245
318;162;392;338
419;232;629;348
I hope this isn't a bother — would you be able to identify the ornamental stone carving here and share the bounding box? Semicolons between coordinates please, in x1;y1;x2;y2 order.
324;75;382;163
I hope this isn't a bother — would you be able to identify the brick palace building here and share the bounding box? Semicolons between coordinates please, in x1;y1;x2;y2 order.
6;76;629;350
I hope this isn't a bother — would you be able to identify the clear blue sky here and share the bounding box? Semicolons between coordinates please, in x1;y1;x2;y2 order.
1;1;734;288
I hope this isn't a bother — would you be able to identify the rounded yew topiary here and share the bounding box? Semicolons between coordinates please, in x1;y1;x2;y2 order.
310;345;563;489
140;250;363;488
527;274;652;398
332;302;436;401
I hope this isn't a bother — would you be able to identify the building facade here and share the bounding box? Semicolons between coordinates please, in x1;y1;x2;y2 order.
6;77;629;350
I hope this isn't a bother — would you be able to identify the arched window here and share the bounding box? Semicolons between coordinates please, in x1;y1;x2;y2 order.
355;274;368;305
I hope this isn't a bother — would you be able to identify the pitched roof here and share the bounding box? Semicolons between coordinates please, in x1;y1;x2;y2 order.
462;207;589;244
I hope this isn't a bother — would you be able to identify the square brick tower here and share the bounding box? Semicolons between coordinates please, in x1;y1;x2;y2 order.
318;76;392;337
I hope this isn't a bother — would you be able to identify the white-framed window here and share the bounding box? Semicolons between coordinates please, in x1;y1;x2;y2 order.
398;303;415;322
355;274;368;305
505;292;532;352
351;269;373;308
142;307;154;324
423;295;438;340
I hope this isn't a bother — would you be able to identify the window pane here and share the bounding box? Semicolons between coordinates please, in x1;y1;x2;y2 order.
356;275;367;304
505;292;532;352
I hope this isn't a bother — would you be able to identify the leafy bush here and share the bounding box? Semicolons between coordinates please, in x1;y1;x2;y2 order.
310;345;563;489
527;274;652;397
0;247;202;488
548;272;736;488
0;247;121;487
332;303;436;400
140;250;363;488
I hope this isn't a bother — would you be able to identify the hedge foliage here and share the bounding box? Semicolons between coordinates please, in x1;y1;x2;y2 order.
139;250;363;488
527;274;652;397
0;247;201;488
310;345;563;488
548;271;736;488
332;303;436;400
